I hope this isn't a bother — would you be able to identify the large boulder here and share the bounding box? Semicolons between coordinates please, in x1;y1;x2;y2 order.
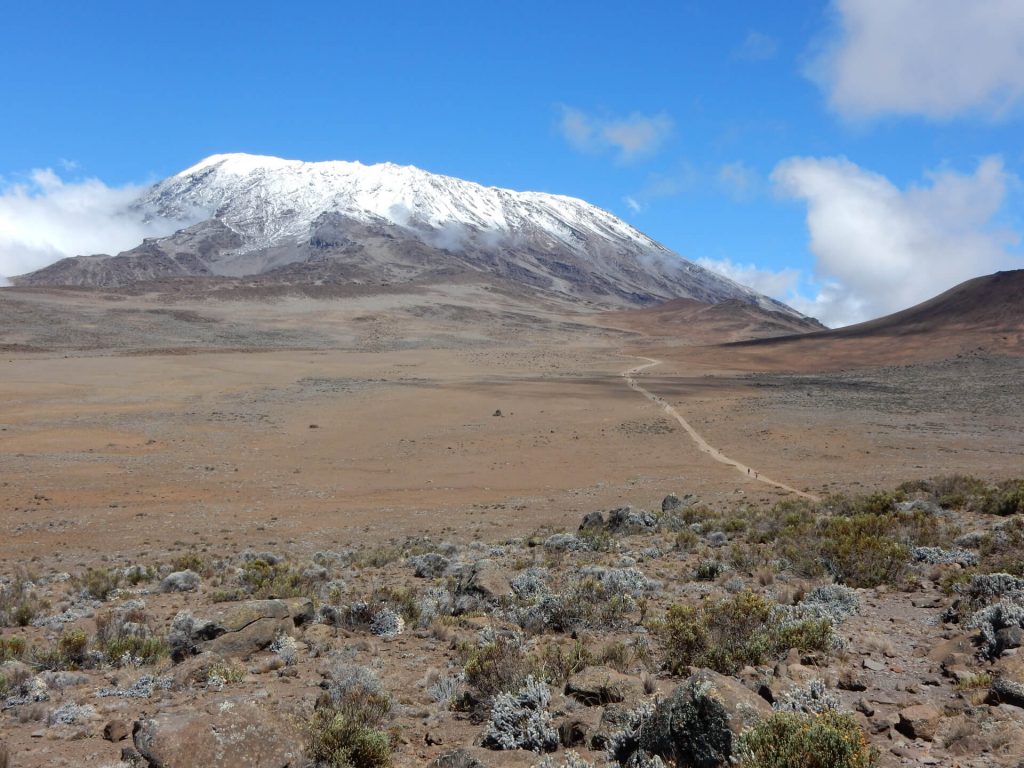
133;699;299;767
612;671;769;768
607;507;657;534
169;600;293;661
565;666;644;706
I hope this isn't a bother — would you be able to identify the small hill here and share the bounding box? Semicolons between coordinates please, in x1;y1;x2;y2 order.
715;270;1024;369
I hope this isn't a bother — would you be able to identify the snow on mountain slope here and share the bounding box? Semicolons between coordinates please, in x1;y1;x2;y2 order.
15;153;809;318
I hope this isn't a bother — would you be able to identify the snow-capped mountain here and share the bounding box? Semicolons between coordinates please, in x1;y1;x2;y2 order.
15;153;807;317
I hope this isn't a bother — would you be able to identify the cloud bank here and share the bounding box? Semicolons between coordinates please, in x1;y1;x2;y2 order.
0;168;195;281
812;0;1024;119
770;155;1021;327
558;106;673;163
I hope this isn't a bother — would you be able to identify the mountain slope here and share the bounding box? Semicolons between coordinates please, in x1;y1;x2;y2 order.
695;269;1024;370
13;153;808;317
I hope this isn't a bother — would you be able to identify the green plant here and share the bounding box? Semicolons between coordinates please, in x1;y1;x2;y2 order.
538;639;593;682
737;709;877;768
305;672;394;767
94;610;167;665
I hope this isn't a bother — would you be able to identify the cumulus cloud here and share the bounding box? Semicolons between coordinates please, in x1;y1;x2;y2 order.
558;106;673;163
771;155;1022;326
0;168;196;280
811;0;1024;119
734;31;778;61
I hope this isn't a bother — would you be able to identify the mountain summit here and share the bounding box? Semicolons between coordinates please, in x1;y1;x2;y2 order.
14;153;806;316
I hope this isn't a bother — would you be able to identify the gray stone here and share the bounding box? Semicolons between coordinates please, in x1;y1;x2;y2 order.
579;511;605;530
160;569;200;593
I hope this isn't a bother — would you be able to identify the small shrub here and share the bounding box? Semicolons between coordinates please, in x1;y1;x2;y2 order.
463;636;539;710
1;635;27;660
170;552;205;573
660;591;833;675
0;572;46;627
237;558;314;599
306;664;394;767
480;676;558;753
76;568;122;601
737;709;877;768
817;516;909;588
695;559;727;581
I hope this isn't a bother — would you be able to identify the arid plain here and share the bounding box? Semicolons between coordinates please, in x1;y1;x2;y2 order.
2;280;1023;768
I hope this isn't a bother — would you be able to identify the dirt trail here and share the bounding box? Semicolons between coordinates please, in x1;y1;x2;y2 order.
623;356;820;501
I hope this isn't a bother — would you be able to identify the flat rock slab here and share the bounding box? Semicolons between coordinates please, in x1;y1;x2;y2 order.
565;666;644;705
178;599;294;659
134;698;299;768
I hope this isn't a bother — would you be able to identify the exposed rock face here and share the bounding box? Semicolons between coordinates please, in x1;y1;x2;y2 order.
133;699;299;767
455;559;511;602
168;599;294;661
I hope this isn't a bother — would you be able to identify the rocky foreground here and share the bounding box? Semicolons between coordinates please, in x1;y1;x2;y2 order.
2;477;1024;767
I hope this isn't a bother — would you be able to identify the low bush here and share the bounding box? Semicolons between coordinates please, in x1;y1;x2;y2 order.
737;709;877;768
76;568;122;601
306;664;394;768
463;636;540;710
0;572;46;627
94;609;168;666
660;591;833;675
237;557;315;599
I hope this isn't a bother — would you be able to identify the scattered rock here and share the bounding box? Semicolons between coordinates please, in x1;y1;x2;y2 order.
607;506;657;534
103;718;130;742
896;703;942;742
863;657;886;671
557;717;591;747
133;699;299;767
579;511;605;530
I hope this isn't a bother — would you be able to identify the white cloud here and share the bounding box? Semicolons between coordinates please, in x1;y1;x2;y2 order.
772;155;1022;326
697;257;801;299
623;196;643;213
558;106;673;163
734;31;778;61
0;168;198;280
812;0;1024;119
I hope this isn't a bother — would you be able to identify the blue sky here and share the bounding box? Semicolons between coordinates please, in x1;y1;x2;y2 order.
1;0;1022;324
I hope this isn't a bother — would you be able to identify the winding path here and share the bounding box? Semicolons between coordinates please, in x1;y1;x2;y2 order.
622;356;820;501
